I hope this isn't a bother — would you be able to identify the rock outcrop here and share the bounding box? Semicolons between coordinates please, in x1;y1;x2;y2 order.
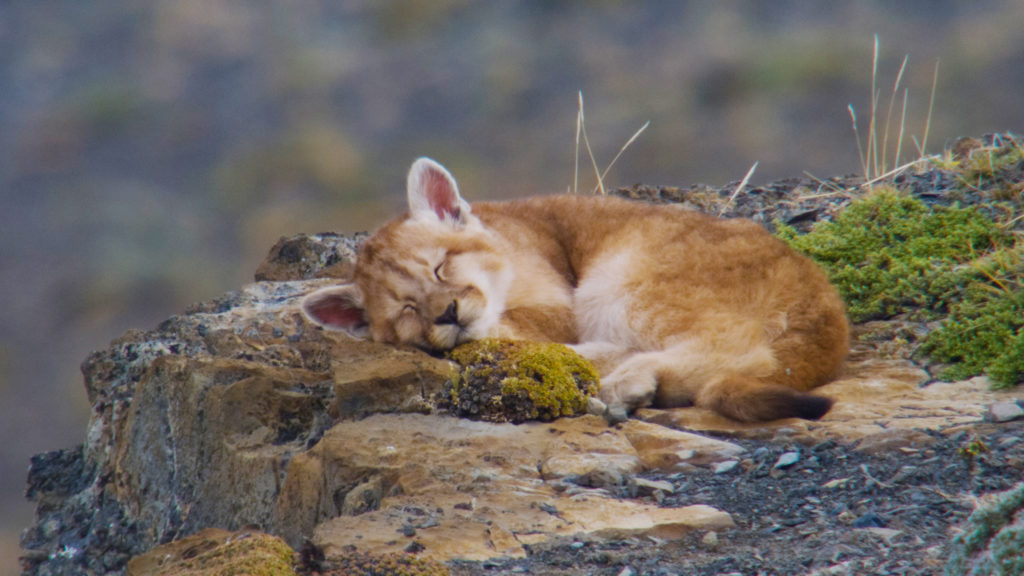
19;233;745;575
20;157;1024;574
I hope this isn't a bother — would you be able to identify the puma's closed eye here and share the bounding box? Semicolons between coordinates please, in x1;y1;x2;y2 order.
434;262;446;282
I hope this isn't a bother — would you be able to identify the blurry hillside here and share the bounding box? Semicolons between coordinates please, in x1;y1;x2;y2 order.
2;2;1024;573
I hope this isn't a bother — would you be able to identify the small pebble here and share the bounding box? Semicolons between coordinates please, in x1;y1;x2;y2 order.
714;460;739;474
617;567;636;576
774;451;800;469
988;401;1024;423
606;406;629;425
539;502;559;516
398;523;416;537
998;435;1021;447
404;540;425;554
701;531;719;549
889;465;918;483
852;512;886;528
632;477;674;496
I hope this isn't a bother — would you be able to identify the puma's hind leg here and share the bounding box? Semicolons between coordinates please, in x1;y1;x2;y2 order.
593;339;838;423
693;375;834;422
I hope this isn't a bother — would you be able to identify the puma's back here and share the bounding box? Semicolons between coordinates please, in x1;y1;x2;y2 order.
303;158;849;423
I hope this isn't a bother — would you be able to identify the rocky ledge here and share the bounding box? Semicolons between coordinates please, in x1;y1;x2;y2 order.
20;137;1024;576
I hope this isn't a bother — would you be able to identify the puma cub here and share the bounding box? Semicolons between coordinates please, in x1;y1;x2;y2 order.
302;158;849;422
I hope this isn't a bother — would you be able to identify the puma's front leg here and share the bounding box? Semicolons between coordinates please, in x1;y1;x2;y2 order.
596;354;662;424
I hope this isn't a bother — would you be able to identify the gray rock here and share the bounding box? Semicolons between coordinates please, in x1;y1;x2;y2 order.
714;460;740;474
631;477;674;497
987;400;1024;423
774;451;801;469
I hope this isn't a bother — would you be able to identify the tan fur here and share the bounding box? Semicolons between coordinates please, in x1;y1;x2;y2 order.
302;158;849;422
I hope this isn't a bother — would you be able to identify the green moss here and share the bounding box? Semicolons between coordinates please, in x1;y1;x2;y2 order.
777;189;1007;322
962;142;1024;185
920;253;1024;388
446;338;599;423
778;189;1024;388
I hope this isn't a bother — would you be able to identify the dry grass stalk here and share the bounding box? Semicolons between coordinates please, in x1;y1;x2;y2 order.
573;91;649;196
869;35;880;178
881;55;909;174
719;161;759;216
576;92;606;195
920;58;940;157
592;121;650;194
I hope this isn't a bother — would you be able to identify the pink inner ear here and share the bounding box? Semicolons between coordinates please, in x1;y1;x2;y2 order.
306;296;365;329
425;167;459;220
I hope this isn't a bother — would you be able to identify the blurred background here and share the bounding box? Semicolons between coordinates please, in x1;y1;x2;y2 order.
2;1;1023;572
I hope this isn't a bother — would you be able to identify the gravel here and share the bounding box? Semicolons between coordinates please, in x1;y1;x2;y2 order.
445;418;1024;576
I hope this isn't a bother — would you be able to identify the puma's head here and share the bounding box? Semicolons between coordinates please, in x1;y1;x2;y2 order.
301;158;512;351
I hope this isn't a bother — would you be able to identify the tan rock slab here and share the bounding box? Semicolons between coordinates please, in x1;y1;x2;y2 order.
272;413;738;562
313;493;733;562
638;355;1023;446
621;419;746;469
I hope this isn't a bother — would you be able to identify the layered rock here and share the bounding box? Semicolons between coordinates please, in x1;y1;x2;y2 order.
19;234;743;575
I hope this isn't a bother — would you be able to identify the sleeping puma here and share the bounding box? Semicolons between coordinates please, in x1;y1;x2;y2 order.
301;158;849;422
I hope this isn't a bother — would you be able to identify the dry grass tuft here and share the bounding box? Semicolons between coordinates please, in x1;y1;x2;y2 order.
848;35;942;187
572;91;649;195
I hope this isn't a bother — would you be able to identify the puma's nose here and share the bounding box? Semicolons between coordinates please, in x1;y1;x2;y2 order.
434;300;459;325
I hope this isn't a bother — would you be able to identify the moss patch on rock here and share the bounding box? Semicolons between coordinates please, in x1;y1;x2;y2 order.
778;189;1024;389
126;529;297;576
444;338;599;423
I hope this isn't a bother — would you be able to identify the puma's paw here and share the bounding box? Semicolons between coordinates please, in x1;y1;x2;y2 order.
598;366;658;411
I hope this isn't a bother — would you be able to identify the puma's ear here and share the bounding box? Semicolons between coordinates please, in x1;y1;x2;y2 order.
301;284;369;338
407;157;470;224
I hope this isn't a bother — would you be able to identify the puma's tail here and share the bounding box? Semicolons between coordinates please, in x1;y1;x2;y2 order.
696;376;834;423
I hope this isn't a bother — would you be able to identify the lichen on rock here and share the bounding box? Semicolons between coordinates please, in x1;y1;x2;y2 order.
126;528;297;576
314;549;450;576
945;481;1024;576
444;338;599;423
